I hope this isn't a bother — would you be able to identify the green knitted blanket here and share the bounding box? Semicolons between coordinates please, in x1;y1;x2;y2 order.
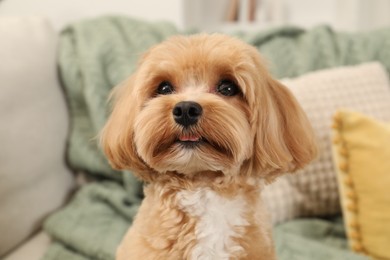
42;16;390;260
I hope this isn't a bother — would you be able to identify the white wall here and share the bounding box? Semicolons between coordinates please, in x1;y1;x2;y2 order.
337;0;390;31
285;0;337;28
1;0;389;32
183;0;228;30
184;0;390;32
0;0;185;30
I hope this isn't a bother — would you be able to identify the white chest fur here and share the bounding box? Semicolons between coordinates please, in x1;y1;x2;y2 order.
177;188;249;260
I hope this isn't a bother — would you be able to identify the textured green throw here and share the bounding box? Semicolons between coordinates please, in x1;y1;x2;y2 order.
42;16;390;260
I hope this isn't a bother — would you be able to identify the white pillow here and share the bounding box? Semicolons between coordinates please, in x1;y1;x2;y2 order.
0;17;74;256
263;62;390;224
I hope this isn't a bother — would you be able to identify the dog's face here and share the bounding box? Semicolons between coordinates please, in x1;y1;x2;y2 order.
101;34;316;181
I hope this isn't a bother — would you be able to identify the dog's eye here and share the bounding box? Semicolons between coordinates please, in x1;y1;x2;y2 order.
216;80;240;96
156;81;174;95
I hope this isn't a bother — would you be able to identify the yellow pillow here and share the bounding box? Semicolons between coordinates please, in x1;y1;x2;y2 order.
332;110;390;260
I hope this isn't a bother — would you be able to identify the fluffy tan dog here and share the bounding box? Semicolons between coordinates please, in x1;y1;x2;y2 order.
101;34;316;260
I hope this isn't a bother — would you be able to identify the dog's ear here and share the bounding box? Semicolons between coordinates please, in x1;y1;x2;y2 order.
247;74;317;181
100;77;154;181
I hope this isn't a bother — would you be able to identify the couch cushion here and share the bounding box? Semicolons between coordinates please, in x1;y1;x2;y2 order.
262;62;390;224
332;110;390;259
0;16;74;256
4;232;51;260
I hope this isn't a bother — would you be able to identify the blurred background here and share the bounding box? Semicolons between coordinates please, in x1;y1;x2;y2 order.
1;1;390;260
1;0;390;32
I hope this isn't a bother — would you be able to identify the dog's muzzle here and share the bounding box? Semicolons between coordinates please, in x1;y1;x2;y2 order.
172;101;202;127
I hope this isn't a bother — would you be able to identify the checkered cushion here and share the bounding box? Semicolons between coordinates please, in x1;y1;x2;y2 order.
263;62;390;224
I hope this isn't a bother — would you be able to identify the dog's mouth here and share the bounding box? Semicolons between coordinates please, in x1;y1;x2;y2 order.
178;133;201;142
176;133;205;148
175;133;232;156
153;130;233;158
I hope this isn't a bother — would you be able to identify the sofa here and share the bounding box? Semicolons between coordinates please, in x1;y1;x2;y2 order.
0;17;74;260
1;15;390;260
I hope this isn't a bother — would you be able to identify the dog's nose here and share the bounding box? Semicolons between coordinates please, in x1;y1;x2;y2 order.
172;101;202;127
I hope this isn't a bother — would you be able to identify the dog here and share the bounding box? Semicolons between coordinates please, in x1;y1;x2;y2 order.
101;34;316;260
